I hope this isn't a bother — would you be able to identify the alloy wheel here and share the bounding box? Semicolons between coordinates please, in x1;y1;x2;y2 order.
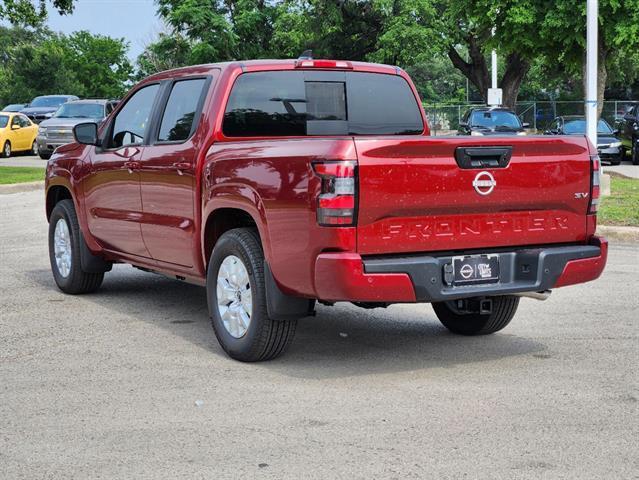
216;255;252;338
54;218;72;278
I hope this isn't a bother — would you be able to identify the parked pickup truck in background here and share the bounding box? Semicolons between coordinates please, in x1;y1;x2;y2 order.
45;59;608;362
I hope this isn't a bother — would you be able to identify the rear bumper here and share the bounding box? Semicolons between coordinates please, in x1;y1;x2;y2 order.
314;237;607;302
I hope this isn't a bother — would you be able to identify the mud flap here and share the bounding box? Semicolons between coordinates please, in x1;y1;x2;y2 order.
264;262;315;321
80;233;112;273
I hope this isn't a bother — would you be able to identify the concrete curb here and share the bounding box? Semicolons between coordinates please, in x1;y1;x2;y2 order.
0;181;44;195
597;225;639;243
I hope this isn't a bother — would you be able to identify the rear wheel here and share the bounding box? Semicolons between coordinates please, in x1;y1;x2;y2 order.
48;199;104;294
432;295;520;335
31;140;38;156
207;228;296;362
632;139;639;165
2;141;11;158
39;151;51;160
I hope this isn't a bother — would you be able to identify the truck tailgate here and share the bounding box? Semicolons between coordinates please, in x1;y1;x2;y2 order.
355;136;592;255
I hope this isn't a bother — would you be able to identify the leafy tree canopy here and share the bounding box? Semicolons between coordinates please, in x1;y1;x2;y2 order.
0;26;132;104
0;0;75;26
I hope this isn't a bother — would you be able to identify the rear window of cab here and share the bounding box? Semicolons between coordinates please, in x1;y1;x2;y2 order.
222;71;424;137
0;115;9;128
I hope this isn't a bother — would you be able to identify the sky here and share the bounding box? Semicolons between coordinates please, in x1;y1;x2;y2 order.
46;0;162;61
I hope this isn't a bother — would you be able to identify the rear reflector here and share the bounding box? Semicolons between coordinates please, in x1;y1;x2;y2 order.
589;154;600;214
295;59;353;69
313;161;356;226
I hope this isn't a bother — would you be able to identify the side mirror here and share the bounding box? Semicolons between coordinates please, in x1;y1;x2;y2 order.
612;129;620;135
522;122;530;128
11;124;21;130
458;122;468;128
73;122;99;146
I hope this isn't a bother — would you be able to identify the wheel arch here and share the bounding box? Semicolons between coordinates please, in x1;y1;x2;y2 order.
46;183;74;221
202;207;268;270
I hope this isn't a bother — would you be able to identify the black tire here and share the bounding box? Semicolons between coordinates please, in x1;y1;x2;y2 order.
207;228;296;362
1;141;11;158
432;295;520;335
48;199;104;294
39;152;51;160
632;139;639;165
31;140;38;156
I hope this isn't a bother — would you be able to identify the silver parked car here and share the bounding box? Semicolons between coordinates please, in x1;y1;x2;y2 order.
37;99;118;159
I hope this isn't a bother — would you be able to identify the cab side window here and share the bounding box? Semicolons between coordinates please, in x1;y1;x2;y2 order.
109;84;159;148
19;115;31;127
157;79;206;142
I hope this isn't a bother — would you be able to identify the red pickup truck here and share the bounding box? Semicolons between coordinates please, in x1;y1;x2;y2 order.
45;59;608;361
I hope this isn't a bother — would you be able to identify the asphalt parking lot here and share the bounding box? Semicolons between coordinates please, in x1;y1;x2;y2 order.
1;190;638;479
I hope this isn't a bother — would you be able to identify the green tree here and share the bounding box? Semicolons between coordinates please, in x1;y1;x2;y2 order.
65;31;133;98
434;0;553;108
0;35;83;103
0;0;75;26
0;27;132;104
539;0;639;116
155;0;280;62
141;0;639;108
272;0;385;60
136;32;194;79
405;55;470;103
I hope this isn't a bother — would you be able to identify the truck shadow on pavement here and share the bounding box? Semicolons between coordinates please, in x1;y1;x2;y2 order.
28;265;546;379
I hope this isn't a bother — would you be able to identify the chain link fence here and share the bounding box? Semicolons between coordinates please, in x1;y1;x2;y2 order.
425;100;638;136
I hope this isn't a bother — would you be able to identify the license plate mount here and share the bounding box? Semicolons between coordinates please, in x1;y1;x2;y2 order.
451;254;500;286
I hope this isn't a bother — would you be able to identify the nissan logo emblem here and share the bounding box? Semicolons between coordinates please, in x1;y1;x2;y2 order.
472;171;496;196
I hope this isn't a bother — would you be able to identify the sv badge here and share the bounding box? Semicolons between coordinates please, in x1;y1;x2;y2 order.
574;192;589;199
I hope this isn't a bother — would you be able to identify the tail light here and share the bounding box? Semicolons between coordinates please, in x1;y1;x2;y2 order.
312;161;356;226
589;154;600;214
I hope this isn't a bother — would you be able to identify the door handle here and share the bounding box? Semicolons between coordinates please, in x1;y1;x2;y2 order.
172;161;192;175
124;160;141;173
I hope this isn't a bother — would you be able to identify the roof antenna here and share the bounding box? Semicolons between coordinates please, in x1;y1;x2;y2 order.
298;49;313;60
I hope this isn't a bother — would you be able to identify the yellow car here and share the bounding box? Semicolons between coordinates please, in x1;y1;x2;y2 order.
0;112;38;157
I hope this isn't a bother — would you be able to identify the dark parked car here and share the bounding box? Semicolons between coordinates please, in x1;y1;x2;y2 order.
2;103;27;112
535;108;556;130
615;104;639;164
21;95;79;124
458;107;529;136
36;99;119;160
545;116;623;165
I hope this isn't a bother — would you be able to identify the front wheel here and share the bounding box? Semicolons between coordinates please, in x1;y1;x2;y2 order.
432;295;520;335
39;152;51;160
48;199;104;294
207;228;296;362
632;139;639;165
